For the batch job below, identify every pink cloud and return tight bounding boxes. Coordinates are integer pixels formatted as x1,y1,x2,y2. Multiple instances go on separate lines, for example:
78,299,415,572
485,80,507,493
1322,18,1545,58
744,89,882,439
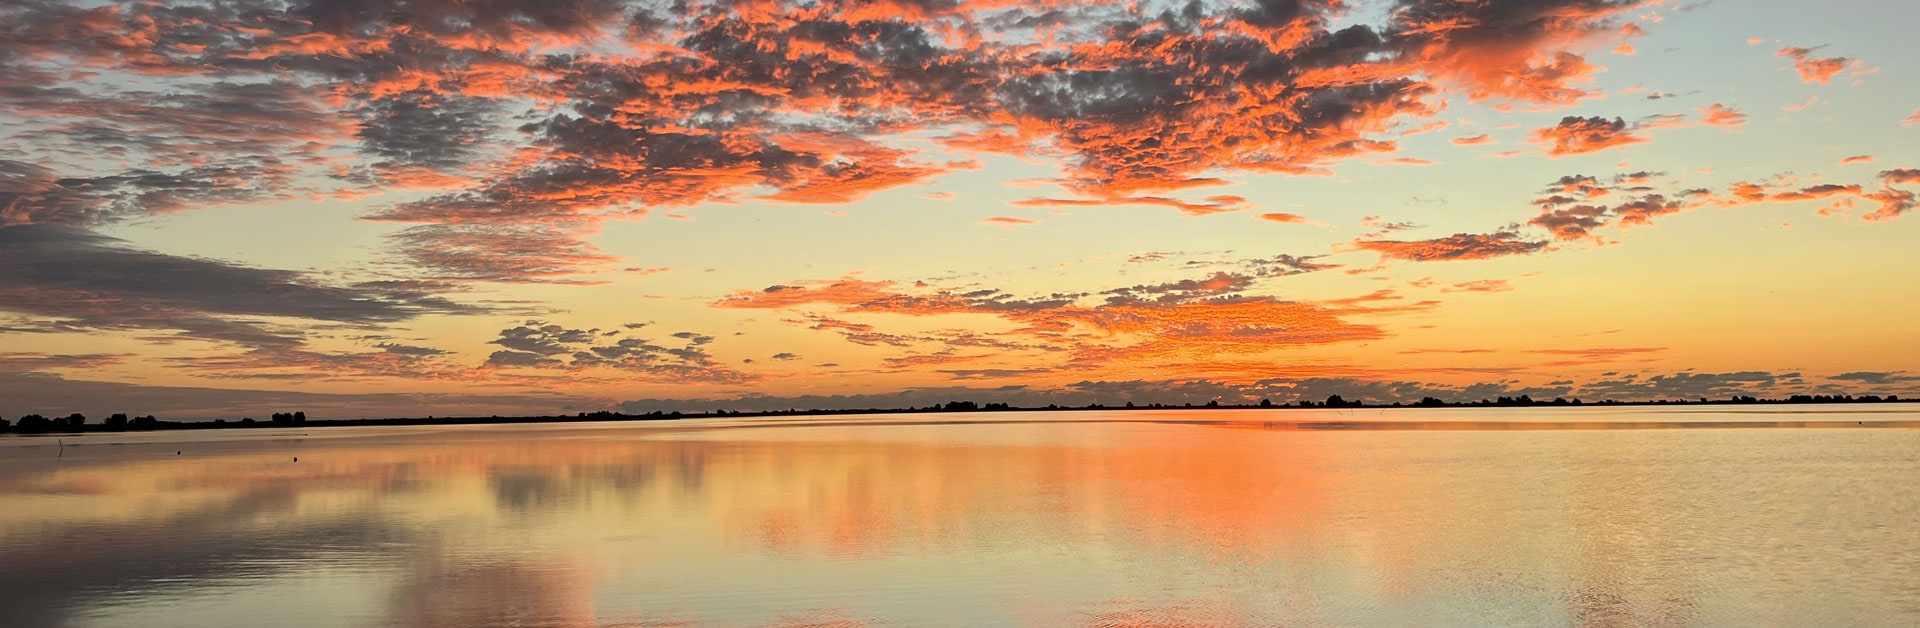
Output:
1776,46,1859,84
1440,279,1514,293
1697,104,1748,127
1350,231,1550,262
979,216,1038,228
1881,169,1920,185
1529,117,1648,157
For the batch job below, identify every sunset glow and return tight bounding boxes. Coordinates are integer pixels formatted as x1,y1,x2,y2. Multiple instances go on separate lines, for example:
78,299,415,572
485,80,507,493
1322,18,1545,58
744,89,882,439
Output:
3,0,1917,419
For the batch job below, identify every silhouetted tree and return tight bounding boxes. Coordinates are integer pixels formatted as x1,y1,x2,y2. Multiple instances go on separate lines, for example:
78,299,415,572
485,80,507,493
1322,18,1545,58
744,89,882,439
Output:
105,413,130,429
17,414,50,432
1259,398,1273,407
132,415,159,429
64,413,86,430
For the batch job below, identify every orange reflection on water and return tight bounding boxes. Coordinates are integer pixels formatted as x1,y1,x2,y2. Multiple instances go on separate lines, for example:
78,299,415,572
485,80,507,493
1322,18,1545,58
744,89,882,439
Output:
1,414,1917,626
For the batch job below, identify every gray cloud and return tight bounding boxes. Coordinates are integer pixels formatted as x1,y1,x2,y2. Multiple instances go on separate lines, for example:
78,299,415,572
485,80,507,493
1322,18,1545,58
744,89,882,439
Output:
1829,372,1920,385
0,226,483,348
1576,371,1788,400
376,343,451,356
1102,272,1257,306
355,91,502,172
483,320,756,384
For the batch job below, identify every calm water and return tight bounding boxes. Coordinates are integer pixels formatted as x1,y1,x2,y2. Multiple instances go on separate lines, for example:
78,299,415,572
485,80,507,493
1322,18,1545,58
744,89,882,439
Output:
2,407,1917,627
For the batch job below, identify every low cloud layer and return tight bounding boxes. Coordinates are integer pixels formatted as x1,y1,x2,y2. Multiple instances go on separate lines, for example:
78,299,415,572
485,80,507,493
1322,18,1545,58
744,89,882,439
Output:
619,369,1886,414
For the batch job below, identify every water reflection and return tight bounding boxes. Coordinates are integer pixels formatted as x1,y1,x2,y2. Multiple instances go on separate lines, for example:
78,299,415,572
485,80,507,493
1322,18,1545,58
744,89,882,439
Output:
384,559,598,628
0,412,1916,627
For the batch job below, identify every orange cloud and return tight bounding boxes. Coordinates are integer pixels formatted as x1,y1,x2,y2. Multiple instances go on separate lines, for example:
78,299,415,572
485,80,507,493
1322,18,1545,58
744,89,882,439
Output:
1452,134,1495,145
1529,203,1610,239
1400,120,1450,136
1697,104,1748,127
1905,108,1920,126
1771,184,1863,202
1529,116,1648,157
1388,0,1643,106
1728,181,1771,203
1861,188,1916,222
1257,213,1310,224
713,280,936,312
715,272,1418,378
1013,195,1250,217
1610,195,1691,227
1776,46,1858,84
1525,346,1665,366
1530,184,1697,240
1881,169,1920,185
979,216,1038,228
1350,231,1550,262
1440,279,1513,293
1840,155,1873,166
0,0,1701,257
883,352,989,369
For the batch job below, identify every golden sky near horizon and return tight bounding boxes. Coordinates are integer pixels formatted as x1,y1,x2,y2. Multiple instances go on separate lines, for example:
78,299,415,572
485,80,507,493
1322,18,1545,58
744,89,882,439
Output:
1,0,1918,418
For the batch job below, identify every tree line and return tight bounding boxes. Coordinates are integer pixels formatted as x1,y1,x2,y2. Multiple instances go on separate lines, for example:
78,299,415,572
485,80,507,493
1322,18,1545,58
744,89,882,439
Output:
1,411,308,433
2,393,1911,434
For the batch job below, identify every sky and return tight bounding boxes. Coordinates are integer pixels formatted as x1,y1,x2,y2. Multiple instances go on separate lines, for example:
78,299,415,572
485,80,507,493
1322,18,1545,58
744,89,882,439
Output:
2,0,1918,419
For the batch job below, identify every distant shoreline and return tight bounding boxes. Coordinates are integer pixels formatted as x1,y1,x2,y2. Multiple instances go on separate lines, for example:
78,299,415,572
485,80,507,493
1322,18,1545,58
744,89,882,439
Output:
2,395,1914,436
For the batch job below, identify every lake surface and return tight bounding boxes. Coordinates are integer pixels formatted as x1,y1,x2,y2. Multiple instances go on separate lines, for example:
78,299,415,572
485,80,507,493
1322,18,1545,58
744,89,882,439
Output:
3,406,1918,627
